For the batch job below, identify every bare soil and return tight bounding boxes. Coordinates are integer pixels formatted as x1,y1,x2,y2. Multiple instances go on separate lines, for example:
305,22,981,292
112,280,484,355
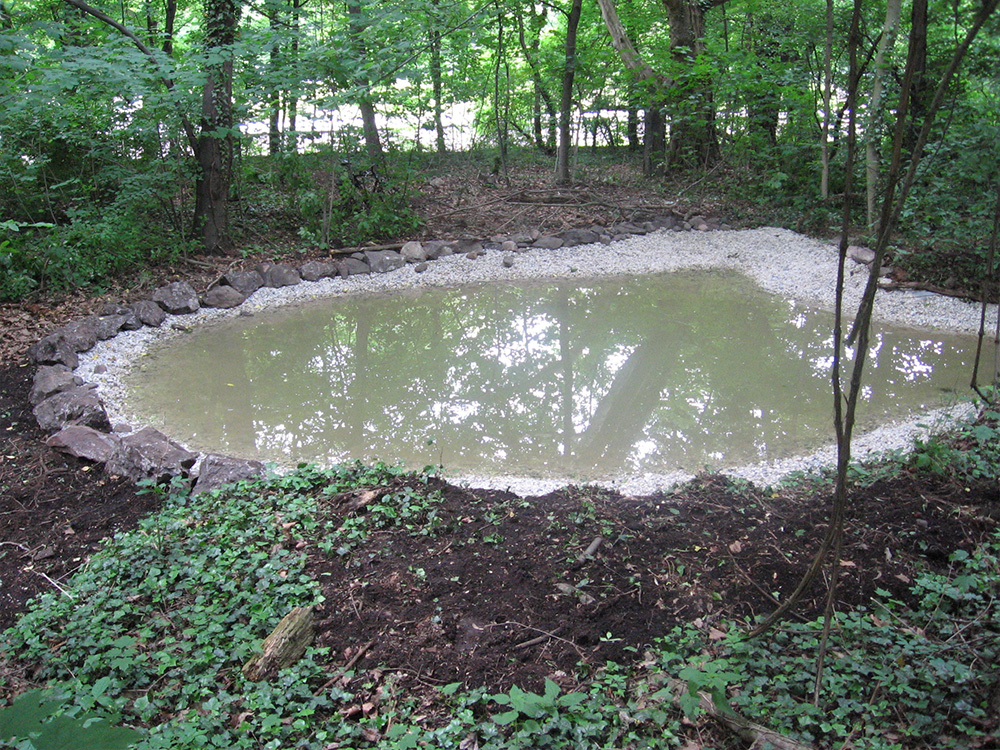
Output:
1,162,998,709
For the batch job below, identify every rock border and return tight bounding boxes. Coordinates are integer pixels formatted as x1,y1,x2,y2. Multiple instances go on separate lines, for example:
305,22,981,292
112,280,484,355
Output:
28,212,737,494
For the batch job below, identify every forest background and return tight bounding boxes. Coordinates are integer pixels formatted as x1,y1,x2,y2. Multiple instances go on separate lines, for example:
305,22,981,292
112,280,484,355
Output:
0,0,998,301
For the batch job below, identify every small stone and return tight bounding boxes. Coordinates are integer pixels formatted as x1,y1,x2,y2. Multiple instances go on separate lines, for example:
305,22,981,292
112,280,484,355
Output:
93,364,107,375
414,262,429,273
451,239,483,255
500,240,518,252
152,281,200,315
502,256,515,268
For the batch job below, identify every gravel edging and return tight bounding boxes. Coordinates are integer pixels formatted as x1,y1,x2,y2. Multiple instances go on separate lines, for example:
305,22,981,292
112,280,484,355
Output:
53,227,998,495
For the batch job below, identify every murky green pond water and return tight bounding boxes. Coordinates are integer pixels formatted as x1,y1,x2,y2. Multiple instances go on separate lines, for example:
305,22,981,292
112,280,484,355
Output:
124,270,981,479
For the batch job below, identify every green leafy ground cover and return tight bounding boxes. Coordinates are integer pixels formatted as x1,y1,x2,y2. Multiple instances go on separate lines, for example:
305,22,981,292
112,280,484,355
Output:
1,410,998,749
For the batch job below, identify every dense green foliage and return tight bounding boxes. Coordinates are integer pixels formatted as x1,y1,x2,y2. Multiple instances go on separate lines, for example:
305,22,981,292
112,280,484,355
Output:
0,0,997,299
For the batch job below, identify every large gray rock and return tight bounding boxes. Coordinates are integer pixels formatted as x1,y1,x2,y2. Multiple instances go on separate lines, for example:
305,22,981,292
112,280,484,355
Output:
59,317,101,352
98,304,143,332
33,386,110,433
105,426,198,483
30,365,82,406
258,262,302,288
95,313,138,340
560,228,600,246
193,454,266,496
202,285,246,309
532,235,564,249
615,222,647,235
152,281,200,315
222,270,265,296
46,425,120,463
364,250,405,274
848,245,876,264
28,334,79,368
400,241,427,263
449,239,483,255
338,257,370,276
131,299,167,328
299,260,338,282
423,240,449,259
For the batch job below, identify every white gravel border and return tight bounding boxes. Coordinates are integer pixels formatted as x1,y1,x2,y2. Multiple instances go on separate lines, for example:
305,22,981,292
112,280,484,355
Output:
76,228,996,496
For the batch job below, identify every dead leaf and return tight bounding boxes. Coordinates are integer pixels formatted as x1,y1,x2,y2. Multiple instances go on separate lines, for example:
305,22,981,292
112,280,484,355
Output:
708,627,726,641
728,540,743,554
839,560,857,567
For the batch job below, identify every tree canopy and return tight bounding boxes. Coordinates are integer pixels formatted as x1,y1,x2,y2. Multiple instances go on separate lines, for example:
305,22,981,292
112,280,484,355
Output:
0,0,997,298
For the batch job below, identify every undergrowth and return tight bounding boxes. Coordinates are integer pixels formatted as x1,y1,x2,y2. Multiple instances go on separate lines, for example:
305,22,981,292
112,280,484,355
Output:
1,436,998,748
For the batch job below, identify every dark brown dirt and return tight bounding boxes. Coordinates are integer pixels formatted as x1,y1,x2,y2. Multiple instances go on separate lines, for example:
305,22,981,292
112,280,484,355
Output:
304,471,999,695
1,164,998,701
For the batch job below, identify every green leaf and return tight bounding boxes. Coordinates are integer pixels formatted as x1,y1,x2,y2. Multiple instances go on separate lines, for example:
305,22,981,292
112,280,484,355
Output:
34,716,142,750
492,710,520,726
0,690,62,740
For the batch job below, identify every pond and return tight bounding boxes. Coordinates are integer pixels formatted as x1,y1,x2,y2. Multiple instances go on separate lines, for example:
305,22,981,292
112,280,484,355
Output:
123,269,980,480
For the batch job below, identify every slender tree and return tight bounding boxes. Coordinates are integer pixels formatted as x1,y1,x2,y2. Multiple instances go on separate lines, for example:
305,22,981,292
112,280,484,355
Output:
555,0,583,184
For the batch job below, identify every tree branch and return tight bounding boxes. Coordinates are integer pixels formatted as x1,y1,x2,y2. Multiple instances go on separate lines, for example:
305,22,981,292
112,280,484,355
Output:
61,0,199,153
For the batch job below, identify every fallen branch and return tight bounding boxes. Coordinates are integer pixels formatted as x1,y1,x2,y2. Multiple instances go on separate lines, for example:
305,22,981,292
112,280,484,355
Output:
668,678,815,750
879,280,978,301
314,639,375,695
243,606,314,682
513,625,564,650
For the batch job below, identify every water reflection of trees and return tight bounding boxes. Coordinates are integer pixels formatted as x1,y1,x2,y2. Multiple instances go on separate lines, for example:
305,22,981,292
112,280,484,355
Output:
129,272,976,478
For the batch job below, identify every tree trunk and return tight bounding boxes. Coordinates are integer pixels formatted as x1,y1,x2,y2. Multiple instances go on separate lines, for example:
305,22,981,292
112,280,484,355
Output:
662,0,719,168
556,0,582,184
820,0,833,199
191,0,239,253
594,0,669,173
429,2,446,154
348,0,384,166
517,7,556,154
267,1,282,156
865,0,902,230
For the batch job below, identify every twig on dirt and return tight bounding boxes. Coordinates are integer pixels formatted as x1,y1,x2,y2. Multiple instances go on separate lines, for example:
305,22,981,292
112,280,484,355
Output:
487,621,584,659
180,257,219,270
314,639,375,695
514,626,564,650
32,569,74,598
672,161,724,199
576,536,604,564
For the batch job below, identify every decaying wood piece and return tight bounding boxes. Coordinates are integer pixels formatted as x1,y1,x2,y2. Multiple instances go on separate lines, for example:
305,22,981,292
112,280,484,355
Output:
668,678,814,750
242,606,315,682
328,487,388,512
